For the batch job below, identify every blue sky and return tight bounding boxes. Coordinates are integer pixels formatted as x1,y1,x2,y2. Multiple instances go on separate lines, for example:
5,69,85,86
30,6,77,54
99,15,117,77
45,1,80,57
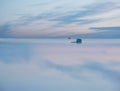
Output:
0,0,120,38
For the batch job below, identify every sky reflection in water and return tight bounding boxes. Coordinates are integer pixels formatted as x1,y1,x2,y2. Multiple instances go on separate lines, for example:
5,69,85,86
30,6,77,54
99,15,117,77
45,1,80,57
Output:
0,39,120,91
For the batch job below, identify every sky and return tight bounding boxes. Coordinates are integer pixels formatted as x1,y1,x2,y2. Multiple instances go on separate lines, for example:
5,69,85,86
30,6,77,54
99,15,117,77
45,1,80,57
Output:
0,0,120,38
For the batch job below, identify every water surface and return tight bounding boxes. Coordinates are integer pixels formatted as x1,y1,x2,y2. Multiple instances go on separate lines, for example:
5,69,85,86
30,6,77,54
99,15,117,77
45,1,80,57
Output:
0,39,120,91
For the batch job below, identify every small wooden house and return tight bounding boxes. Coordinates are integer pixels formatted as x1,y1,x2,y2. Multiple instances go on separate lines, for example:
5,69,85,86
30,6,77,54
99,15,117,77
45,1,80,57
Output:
76,39,82,43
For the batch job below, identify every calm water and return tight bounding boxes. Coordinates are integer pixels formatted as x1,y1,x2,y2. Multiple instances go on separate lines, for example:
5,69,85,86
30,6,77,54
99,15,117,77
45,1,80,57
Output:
0,39,120,91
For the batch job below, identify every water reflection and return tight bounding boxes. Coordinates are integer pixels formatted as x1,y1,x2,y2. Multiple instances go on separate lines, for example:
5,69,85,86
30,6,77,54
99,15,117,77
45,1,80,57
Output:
0,43,30,63
0,39,120,91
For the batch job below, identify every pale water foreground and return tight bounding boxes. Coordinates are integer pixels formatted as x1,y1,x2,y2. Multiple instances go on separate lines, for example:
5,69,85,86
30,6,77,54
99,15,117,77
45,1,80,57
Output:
0,39,120,91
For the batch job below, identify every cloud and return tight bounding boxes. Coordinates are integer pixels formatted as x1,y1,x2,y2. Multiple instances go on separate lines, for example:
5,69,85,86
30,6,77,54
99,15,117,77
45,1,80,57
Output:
14,1,120,26
70,26,120,38
49,2,119,24
0,23,12,37
89,26,120,38
90,26,120,31
0,1,120,38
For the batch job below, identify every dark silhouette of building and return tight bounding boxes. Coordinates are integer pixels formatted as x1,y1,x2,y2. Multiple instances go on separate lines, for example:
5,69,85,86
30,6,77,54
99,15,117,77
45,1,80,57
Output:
68,37,71,39
76,39,82,43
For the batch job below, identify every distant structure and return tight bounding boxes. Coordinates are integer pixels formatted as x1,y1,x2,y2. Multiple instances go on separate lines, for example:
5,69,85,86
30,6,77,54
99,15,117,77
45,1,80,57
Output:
76,38,82,43
71,38,82,44
68,37,71,39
